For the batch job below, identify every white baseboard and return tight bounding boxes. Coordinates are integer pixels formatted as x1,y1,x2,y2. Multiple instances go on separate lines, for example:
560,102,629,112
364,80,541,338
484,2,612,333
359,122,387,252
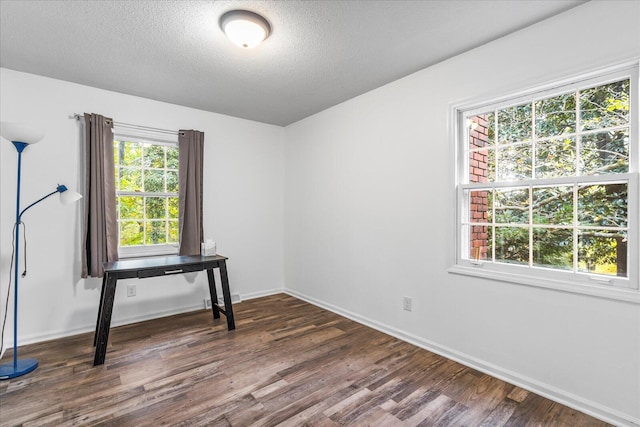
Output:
11,302,206,348
284,288,639,427
240,287,284,301
4,288,286,350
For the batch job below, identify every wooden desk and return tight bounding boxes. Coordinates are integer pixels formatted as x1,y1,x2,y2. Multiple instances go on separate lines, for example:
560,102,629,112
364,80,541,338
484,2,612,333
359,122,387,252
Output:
93,255,235,366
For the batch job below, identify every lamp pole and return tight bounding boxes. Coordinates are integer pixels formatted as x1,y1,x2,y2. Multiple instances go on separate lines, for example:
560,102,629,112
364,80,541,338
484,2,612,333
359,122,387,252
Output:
1,141,39,379
0,122,82,380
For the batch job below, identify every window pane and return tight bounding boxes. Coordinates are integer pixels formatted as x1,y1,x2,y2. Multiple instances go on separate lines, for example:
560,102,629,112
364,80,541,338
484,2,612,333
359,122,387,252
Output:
469,224,490,261
168,220,179,243
117,141,142,166
496,144,531,181
113,143,119,166
166,170,179,193
495,188,529,224
580,130,629,175
468,190,490,223
146,197,166,220
120,221,143,246
144,144,165,168
167,147,179,169
119,196,143,219
487,112,495,144
115,139,179,253
533,186,573,225
144,170,165,192
498,104,532,143
119,168,142,192
578,183,627,227
578,230,627,277
535,92,576,137
468,113,493,149
533,228,573,270
145,221,167,245
580,79,630,131
494,226,528,265
168,197,179,219
469,148,494,183
535,137,576,179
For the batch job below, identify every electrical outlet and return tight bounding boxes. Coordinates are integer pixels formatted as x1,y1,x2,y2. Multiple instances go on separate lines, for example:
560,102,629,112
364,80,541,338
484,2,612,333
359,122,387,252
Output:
204,298,212,309
403,296,412,312
127,284,136,297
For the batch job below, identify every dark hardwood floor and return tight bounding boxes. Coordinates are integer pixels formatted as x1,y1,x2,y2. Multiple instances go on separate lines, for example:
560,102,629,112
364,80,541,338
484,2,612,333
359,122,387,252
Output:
0,294,609,426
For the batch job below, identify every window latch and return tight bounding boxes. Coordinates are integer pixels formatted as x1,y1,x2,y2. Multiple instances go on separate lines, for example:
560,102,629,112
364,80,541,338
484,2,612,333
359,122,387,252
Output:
589,276,612,284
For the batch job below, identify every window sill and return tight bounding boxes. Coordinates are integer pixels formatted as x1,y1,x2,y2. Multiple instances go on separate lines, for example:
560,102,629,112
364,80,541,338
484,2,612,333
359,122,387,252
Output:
118,245,179,259
448,264,640,304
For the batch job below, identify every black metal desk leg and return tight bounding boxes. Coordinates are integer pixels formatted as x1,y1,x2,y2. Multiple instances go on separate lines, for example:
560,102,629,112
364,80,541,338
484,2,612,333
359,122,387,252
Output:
93,274,117,366
219,261,235,330
206,268,220,320
93,275,107,346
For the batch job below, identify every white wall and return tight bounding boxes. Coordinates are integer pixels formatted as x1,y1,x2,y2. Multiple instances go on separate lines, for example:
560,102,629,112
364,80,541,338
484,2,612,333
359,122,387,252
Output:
284,1,640,425
0,68,285,345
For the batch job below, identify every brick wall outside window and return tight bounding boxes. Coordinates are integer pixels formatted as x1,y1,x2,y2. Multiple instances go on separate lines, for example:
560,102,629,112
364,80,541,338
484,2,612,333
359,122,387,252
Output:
469,115,489,260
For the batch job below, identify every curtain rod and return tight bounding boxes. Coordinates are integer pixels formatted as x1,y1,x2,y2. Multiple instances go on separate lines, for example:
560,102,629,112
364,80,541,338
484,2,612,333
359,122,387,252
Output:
72,113,181,136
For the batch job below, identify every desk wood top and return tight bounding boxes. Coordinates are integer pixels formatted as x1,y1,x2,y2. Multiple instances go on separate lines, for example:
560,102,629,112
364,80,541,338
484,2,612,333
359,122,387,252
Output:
103,254,227,273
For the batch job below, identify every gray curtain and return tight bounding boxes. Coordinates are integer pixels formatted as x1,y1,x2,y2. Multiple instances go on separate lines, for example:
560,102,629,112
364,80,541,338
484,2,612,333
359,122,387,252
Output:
81,113,118,278
178,130,204,256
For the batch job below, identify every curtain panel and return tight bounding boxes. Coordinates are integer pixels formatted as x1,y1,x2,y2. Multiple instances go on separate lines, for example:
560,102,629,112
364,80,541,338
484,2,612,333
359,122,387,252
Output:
178,130,204,255
81,113,118,278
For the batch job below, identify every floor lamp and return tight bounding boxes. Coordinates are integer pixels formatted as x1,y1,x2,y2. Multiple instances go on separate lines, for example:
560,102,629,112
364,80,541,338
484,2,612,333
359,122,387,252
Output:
0,122,82,380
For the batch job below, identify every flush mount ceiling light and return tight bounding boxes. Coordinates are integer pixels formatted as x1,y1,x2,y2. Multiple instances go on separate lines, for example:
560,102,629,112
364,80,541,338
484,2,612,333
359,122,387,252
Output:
220,10,271,49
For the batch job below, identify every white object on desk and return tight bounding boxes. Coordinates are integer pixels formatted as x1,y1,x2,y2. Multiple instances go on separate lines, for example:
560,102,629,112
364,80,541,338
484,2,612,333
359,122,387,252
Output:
202,239,216,256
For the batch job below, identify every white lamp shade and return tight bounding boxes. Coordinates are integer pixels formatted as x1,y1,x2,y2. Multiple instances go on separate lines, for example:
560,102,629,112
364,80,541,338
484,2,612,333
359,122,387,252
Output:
60,189,83,205
0,122,45,144
220,10,271,48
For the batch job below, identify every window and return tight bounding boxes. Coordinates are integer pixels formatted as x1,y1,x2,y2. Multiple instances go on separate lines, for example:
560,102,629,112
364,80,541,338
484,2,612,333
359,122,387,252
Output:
114,134,179,258
452,65,638,300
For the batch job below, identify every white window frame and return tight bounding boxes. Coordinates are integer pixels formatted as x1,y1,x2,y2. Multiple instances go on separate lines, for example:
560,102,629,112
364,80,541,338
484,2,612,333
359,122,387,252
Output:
114,129,179,259
449,62,640,304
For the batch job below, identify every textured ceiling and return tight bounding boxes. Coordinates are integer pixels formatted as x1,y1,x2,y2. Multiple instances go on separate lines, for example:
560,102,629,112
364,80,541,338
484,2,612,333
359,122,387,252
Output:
0,0,585,126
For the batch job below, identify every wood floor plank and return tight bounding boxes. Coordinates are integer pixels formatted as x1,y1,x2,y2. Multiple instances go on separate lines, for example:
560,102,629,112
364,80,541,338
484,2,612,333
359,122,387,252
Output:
406,394,455,426
479,399,520,427
0,294,611,426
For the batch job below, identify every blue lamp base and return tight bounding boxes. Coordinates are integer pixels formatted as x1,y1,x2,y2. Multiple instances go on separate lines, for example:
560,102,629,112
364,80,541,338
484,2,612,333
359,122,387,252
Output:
0,358,38,380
